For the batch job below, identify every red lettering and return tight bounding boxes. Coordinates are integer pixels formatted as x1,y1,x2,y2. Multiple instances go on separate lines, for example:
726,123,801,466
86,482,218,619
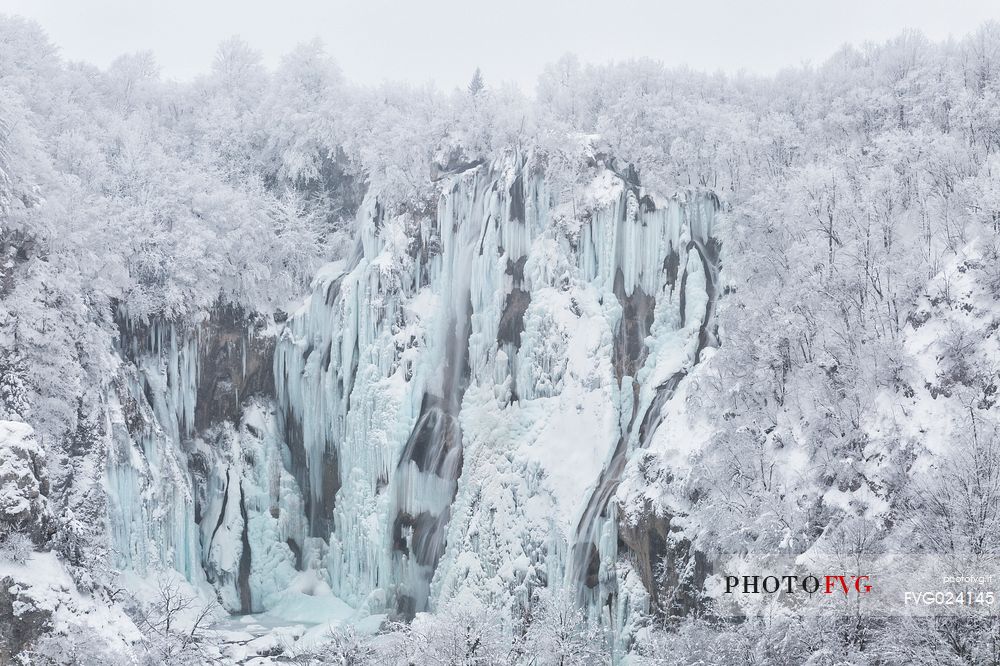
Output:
824,575,851,594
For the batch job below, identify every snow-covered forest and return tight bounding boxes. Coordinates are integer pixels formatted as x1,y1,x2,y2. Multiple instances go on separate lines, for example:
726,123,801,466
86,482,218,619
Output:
2,12,1000,664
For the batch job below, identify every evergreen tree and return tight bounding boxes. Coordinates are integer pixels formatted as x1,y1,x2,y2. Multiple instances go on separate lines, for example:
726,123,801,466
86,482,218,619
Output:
468,66,485,96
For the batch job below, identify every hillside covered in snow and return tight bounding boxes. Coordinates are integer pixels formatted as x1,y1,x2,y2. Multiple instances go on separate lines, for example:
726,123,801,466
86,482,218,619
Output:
2,15,1000,665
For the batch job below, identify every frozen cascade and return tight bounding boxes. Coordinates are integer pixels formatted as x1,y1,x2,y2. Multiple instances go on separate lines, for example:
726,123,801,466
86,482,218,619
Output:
390,163,505,618
105,317,204,583
570,193,720,625
273,153,721,625
272,153,552,614
105,309,307,614
273,198,424,608
101,153,721,630
194,405,308,614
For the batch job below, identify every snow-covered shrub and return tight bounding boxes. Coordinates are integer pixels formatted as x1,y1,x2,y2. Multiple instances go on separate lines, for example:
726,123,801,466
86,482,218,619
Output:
384,601,514,665
981,235,1000,296
937,322,981,389
906,416,1000,556
124,576,222,665
0,528,31,564
522,588,610,665
288,625,381,665
50,506,114,592
19,622,134,666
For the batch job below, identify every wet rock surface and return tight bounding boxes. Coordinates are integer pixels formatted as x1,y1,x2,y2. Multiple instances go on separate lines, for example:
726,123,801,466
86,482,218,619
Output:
194,305,275,431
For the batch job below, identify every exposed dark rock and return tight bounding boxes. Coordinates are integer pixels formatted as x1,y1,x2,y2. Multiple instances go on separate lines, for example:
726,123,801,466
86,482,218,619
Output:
372,200,385,233
618,505,710,619
392,510,450,568
286,538,302,570
498,256,531,348
401,400,463,477
391,513,410,555
611,268,656,384
617,502,670,609
679,238,722,360
430,150,485,182
907,309,931,328
281,409,340,539
237,483,253,614
115,376,145,437
194,305,275,432
571,372,686,601
505,255,527,282
637,373,687,447
509,173,526,223
114,303,276,433
394,594,417,621
324,278,342,306
321,447,341,522
498,288,531,347
663,250,680,293
596,155,642,190
208,468,231,549
0,577,52,663
583,543,601,589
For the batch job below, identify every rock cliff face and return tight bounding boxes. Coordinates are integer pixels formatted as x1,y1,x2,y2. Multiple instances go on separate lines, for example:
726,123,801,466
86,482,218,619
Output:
0,576,52,663
0,421,52,546
103,153,721,635
0,423,55,662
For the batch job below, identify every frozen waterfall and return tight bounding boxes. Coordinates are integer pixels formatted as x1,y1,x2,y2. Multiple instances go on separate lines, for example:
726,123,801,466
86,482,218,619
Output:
103,153,722,630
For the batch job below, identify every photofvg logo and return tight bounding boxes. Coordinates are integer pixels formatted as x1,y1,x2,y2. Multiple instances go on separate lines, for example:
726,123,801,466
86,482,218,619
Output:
724,574,872,596
712,555,1000,617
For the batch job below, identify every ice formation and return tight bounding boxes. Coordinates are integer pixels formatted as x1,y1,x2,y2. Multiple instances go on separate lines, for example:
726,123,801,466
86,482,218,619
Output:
101,152,720,633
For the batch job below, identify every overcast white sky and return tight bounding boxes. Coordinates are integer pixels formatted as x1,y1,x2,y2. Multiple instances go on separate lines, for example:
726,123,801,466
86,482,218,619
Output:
1,1,998,92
